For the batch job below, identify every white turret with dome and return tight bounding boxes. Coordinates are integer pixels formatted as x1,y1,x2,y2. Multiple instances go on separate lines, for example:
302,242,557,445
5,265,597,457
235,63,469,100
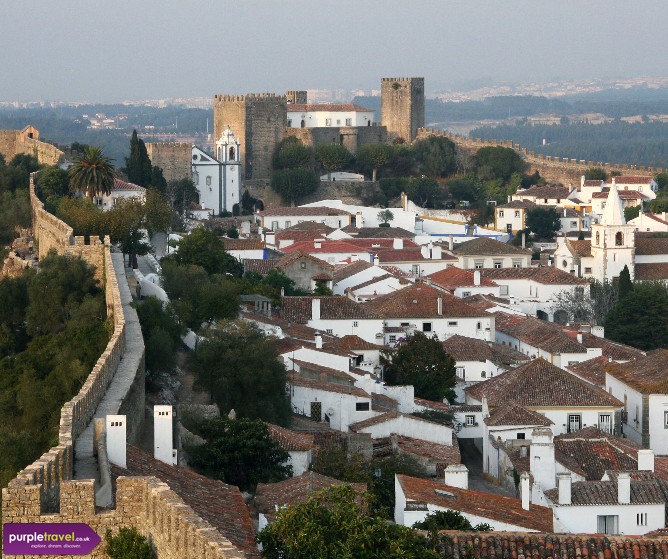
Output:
216,126,241,164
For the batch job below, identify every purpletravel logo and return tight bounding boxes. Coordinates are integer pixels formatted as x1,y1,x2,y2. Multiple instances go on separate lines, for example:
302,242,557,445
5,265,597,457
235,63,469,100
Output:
3,523,101,555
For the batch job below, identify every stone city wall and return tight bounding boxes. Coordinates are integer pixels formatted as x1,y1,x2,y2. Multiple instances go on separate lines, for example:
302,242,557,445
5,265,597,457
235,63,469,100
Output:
286,124,386,154
145,142,192,183
0,129,63,166
417,128,657,186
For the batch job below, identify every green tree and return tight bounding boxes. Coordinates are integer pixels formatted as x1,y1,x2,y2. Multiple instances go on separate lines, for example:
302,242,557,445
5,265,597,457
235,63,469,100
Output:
149,165,167,193
166,178,199,223
655,173,668,192
257,485,440,559
384,332,456,401
525,207,562,239
226,227,239,239
143,189,173,236
585,167,608,181
68,146,116,199
356,143,393,181
624,205,641,222
605,282,668,350
36,166,70,200
377,209,394,225
106,197,150,269
447,176,483,203
271,168,318,204
186,417,291,491
55,197,105,238
315,144,352,180
473,146,524,182
271,137,312,170
105,527,154,559
412,510,492,531
618,265,633,300
125,130,153,187
168,227,240,276
0,190,31,249
188,320,291,424
413,136,456,178
406,176,442,208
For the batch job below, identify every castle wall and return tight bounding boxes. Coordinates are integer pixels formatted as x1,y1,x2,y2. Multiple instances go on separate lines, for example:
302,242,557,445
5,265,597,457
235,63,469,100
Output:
214,94,286,180
381,77,425,143
416,128,657,186
286,125,386,154
0,129,63,166
145,142,192,183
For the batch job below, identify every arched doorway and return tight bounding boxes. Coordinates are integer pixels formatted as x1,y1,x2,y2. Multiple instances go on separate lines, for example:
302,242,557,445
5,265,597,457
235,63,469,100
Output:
536,310,549,321
232,203,240,216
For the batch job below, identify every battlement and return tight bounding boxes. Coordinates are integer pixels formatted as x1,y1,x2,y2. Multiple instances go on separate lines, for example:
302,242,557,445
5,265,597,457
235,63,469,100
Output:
214,92,286,102
381,77,422,82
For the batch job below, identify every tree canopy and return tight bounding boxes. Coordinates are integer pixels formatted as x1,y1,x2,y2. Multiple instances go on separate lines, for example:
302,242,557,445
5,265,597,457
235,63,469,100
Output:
167,227,242,276
186,417,291,491
315,144,352,179
270,167,319,204
68,146,116,199
188,320,291,424
384,332,456,402
413,136,457,178
585,167,608,181
412,510,492,532
473,146,524,182
105,527,154,559
125,130,153,187
257,485,440,559
271,137,312,170
356,143,394,181
525,207,562,240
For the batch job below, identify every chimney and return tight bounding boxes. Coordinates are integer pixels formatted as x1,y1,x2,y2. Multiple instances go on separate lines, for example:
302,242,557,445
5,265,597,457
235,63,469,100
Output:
106,415,127,468
638,449,655,472
576,333,583,343
448,235,454,251
563,208,567,217
437,296,443,315
241,221,251,236
356,211,364,228
522,232,526,249
617,472,631,504
314,240,322,249
481,395,489,419
373,254,379,266
280,287,285,298
507,195,511,203
314,331,323,349
557,473,572,505
520,472,531,510
393,238,404,250
444,464,468,490
474,270,481,286
530,427,556,491
312,298,321,320
154,405,176,466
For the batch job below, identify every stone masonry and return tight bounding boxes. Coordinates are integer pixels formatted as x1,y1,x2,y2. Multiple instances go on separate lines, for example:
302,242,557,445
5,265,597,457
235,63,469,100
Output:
0,127,63,166
145,142,192,183
381,77,425,143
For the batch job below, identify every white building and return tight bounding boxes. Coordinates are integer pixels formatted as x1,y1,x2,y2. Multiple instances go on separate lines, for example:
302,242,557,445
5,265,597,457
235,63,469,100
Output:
629,211,668,233
94,178,146,211
449,237,533,269
286,103,375,128
257,207,353,231
191,127,241,216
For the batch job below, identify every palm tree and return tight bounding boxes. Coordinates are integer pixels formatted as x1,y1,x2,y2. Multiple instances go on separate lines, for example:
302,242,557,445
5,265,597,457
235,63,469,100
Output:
68,146,116,199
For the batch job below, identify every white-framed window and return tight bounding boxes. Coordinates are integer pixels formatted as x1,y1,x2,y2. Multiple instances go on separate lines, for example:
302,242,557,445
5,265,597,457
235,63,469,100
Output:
285,221,291,228
447,321,458,327
345,118,352,126
353,321,358,327
336,119,341,125
500,285,509,295
599,414,612,434
456,367,465,379
494,261,502,269
474,261,483,269
389,335,397,343
585,267,592,274
465,415,475,426
422,322,432,332
498,210,504,218
597,515,619,535
412,264,420,276
326,329,333,334
287,119,292,127
271,221,279,231
325,118,332,126
664,411,668,428
515,210,520,217
356,402,370,411
512,260,521,268
637,513,648,526
568,414,581,433
462,291,471,297
206,175,212,186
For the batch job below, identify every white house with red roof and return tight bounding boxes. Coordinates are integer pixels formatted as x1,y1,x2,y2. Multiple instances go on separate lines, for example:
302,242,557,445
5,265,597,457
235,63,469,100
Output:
94,178,146,211
286,103,376,128
257,206,353,231
426,268,501,298
629,211,668,233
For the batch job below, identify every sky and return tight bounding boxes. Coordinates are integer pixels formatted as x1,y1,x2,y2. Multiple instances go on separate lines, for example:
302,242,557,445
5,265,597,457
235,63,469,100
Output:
2,1,668,102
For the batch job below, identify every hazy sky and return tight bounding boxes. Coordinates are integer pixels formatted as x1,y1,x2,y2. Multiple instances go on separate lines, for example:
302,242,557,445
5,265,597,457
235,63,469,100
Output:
3,1,668,102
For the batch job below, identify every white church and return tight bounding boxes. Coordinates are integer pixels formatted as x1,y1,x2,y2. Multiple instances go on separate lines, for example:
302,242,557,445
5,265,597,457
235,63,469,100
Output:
191,126,242,216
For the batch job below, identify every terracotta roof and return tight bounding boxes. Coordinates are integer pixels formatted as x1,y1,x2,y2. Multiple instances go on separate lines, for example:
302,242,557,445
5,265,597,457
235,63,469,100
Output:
397,474,554,532
452,237,532,256
414,397,452,412
635,262,668,280
606,350,668,394
553,428,640,481
260,206,352,217
275,250,334,270
375,248,431,262
266,423,315,452
289,359,356,383
243,258,277,275
281,239,372,255
565,356,612,386
348,411,401,432
277,221,334,233
515,186,572,200
275,229,333,243
449,404,483,413
545,478,667,506
592,190,648,200
584,179,605,187
347,273,396,293
288,372,370,398
394,435,461,467
466,358,623,409
485,403,553,427
380,264,414,277
634,233,668,256
254,471,366,521
578,333,644,362
494,314,587,354
441,533,668,559
643,212,668,226
312,272,333,281
112,178,145,192
565,239,592,257
281,295,380,323
332,260,374,281
330,334,384,351
426,267,498,289
223,238,265,250
498,199,537,209
342,226,414,239
481,267,589,285
112,446,258,558
287,103,374,113
366,283,488,319
613,176,655,185
441,334,527,367
344,238,419,250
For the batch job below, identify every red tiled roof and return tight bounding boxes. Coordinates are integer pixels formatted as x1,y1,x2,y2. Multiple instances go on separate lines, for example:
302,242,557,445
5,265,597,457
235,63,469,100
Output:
643,212,668,225
260,206,352,217
498,199,537,209
366,283,488,319
414,397,451,412
289,359,356,383
394,435,461,467
515,186,571,200
275,250,334,270
565,356,612,386
223,238,265,250
481,267,589,285
452,237,532,256
275,229,333,243
584,179,605,187
426,267,498,289
578,333,644,362
441,334,527,366
485,403,553,427
613,176,655,185
277,221,334,233
348,411,400,431
375,248,430,262
565,239,591,257
281,296,380,323
495,313,587,354
112,178,145,192
592,190,648,200
344,238,419,250
606,350,668,394
281,240,372,255
342,226,415,239
634,233,668,256
545,478,667,506
267,423,315,451
635,262,668,280
466,358,623,409
332,260,373,281
397,474,554,532
243,258,277,275
287,103,374,113
332,334,384,351
288,372,370,398
111,446,258,558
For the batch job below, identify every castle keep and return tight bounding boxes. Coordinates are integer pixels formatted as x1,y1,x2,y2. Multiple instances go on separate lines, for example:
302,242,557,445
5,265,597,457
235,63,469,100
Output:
381,77,425,143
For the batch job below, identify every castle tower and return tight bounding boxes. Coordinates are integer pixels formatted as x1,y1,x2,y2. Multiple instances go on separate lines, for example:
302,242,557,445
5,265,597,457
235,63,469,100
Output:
591,178,636,281
285,90,307,104
213,93,287,180
381,77,425,143
215,126,242,214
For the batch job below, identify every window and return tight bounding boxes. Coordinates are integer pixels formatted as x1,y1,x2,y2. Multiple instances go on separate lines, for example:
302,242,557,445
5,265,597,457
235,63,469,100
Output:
575,286,584,297
206,176,212,186
615,232,624,246
336,119,341,125
571,221,577,228
599,414,612,434
637,513,648,526
498,210,504,218
300,262,306,269
462,291,471,297
562,259,568,268
422,322,432,332
412,264,420,276
585,267,592,274
517,432,526,440
345,118,352,126
389,335,397,343
474,261,483,269
480,371,486,378
287,119,292,127
500,285,509,295
512,260,521,268
271,221,279,231
477,322,482,330
285,221,291,228
465,415,475,426
597,515,619,535
356,402,370,411
325,118,332,126
353,321,358,327
326,329,333,334
664,411,668,428
494,261,502,269
568,414,581,433
515,211,520,218
456,367,465,379
447,321,458,327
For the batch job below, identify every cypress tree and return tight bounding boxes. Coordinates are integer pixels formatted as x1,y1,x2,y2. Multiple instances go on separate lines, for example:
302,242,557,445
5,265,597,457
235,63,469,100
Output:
618,264,633,299
125,130,153,187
